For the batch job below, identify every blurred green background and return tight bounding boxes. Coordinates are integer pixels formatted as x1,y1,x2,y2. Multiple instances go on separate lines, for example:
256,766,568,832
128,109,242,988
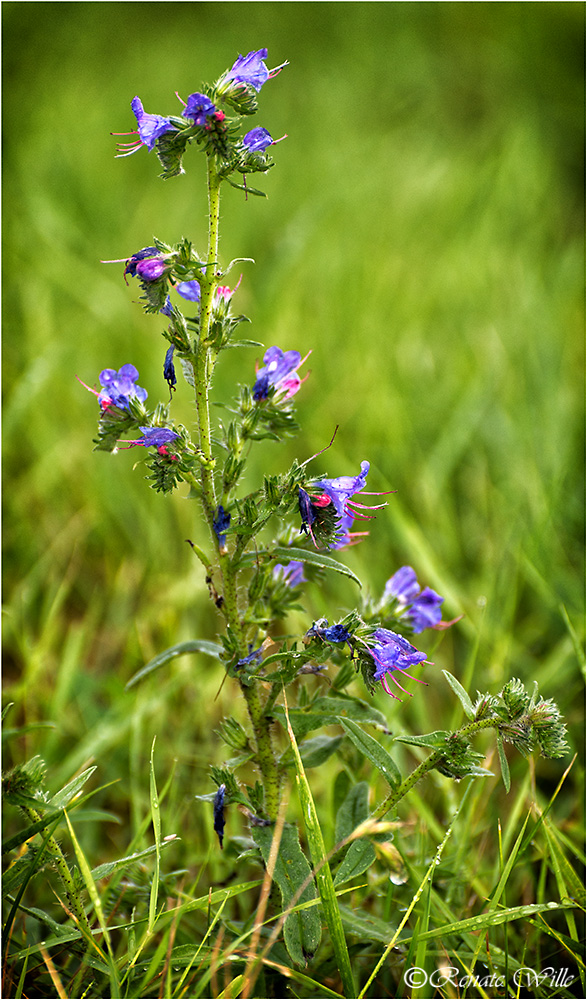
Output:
3,2,585,821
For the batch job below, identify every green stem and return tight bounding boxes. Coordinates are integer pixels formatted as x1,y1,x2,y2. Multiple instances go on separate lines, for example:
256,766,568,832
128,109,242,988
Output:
193,155,281,820
22,805,94,938
372,717,498,820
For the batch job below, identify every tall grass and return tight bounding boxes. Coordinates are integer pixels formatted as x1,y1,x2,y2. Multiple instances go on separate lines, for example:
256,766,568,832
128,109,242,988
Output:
3,3,585,997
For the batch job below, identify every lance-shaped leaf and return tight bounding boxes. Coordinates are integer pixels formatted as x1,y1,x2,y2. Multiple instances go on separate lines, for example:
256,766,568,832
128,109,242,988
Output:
251,823,321,966
126,639,223,689
340,718,401,789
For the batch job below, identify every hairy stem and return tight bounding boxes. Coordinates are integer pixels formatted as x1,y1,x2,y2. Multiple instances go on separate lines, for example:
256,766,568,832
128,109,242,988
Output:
194,154,281,819
22,805,94,938
372,717,498,820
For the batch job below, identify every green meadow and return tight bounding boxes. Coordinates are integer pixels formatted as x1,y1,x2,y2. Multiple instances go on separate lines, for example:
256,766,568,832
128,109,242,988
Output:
3,3,585,997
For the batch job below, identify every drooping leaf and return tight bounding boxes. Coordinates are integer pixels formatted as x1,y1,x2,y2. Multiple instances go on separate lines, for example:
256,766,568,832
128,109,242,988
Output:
271,546,362,587
126,639,223,689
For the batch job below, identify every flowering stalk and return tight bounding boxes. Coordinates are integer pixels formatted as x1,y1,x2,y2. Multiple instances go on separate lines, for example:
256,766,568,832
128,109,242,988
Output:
192,149,281,818
79,52,569,976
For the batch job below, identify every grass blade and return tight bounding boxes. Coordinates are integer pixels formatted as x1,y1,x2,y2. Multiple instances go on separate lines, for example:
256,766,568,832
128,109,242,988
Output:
283,699,357,998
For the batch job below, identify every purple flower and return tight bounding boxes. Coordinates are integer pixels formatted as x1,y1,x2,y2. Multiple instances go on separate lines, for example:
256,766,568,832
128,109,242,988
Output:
273,560,306,587
384,566,421,605
97,364,148,411
164,345,176,390
227,49,270,91
131,427,180,448
213,505,231,551
176,280,201,302
369,628,427,699
244,127,274,153
315,461,389,549
114,97,177,157
384,566,445,633
136,258,168,282
183,92,217,125
123,247,161,280
253,346,310,402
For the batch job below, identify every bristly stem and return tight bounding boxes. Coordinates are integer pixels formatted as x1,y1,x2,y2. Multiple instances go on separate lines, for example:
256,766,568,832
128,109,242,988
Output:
371,717,498,820
194,153,281,819
21,804,94,939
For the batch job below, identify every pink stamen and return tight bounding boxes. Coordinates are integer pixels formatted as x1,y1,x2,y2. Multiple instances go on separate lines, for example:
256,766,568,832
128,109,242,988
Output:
357,489,398,496
381,676,401,700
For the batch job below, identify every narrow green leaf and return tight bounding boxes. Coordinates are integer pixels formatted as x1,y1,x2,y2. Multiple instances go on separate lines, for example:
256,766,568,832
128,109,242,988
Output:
2,810,64,854
271,546,362,587
90,838,179,882
442,670,475,719
395,731,449,748
340,718,401,788
284,704,357,997
251,823,322,966
125,639,223,689
148,737,161,933
49,766,97,809
63,811,120,992
496,732,511,793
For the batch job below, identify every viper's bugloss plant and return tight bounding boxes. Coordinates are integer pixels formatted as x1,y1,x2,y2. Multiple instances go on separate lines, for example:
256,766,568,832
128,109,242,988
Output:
41,45,571,991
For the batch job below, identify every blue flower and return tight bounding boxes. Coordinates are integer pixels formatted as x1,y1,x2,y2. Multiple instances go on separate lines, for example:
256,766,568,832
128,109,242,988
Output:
227,49,270,91
305,619,353,647
369,628,427,699
176,280,201,302
160,295,174,317
213,784,226,849
132,427,180,448
244,126,274,153
213,505,231,551
383,566,445,633
235,645,263,670
273,560,306,587
183,92,218,125
253,346,310,401
98,364,148,410
164,345,176,390
114,97,177,157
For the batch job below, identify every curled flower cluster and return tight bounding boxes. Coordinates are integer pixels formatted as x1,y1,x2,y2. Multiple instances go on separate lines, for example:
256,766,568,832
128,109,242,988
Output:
113,48,286,165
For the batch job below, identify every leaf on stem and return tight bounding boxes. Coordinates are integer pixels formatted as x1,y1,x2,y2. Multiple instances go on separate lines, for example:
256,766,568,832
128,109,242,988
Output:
125,639,223,689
